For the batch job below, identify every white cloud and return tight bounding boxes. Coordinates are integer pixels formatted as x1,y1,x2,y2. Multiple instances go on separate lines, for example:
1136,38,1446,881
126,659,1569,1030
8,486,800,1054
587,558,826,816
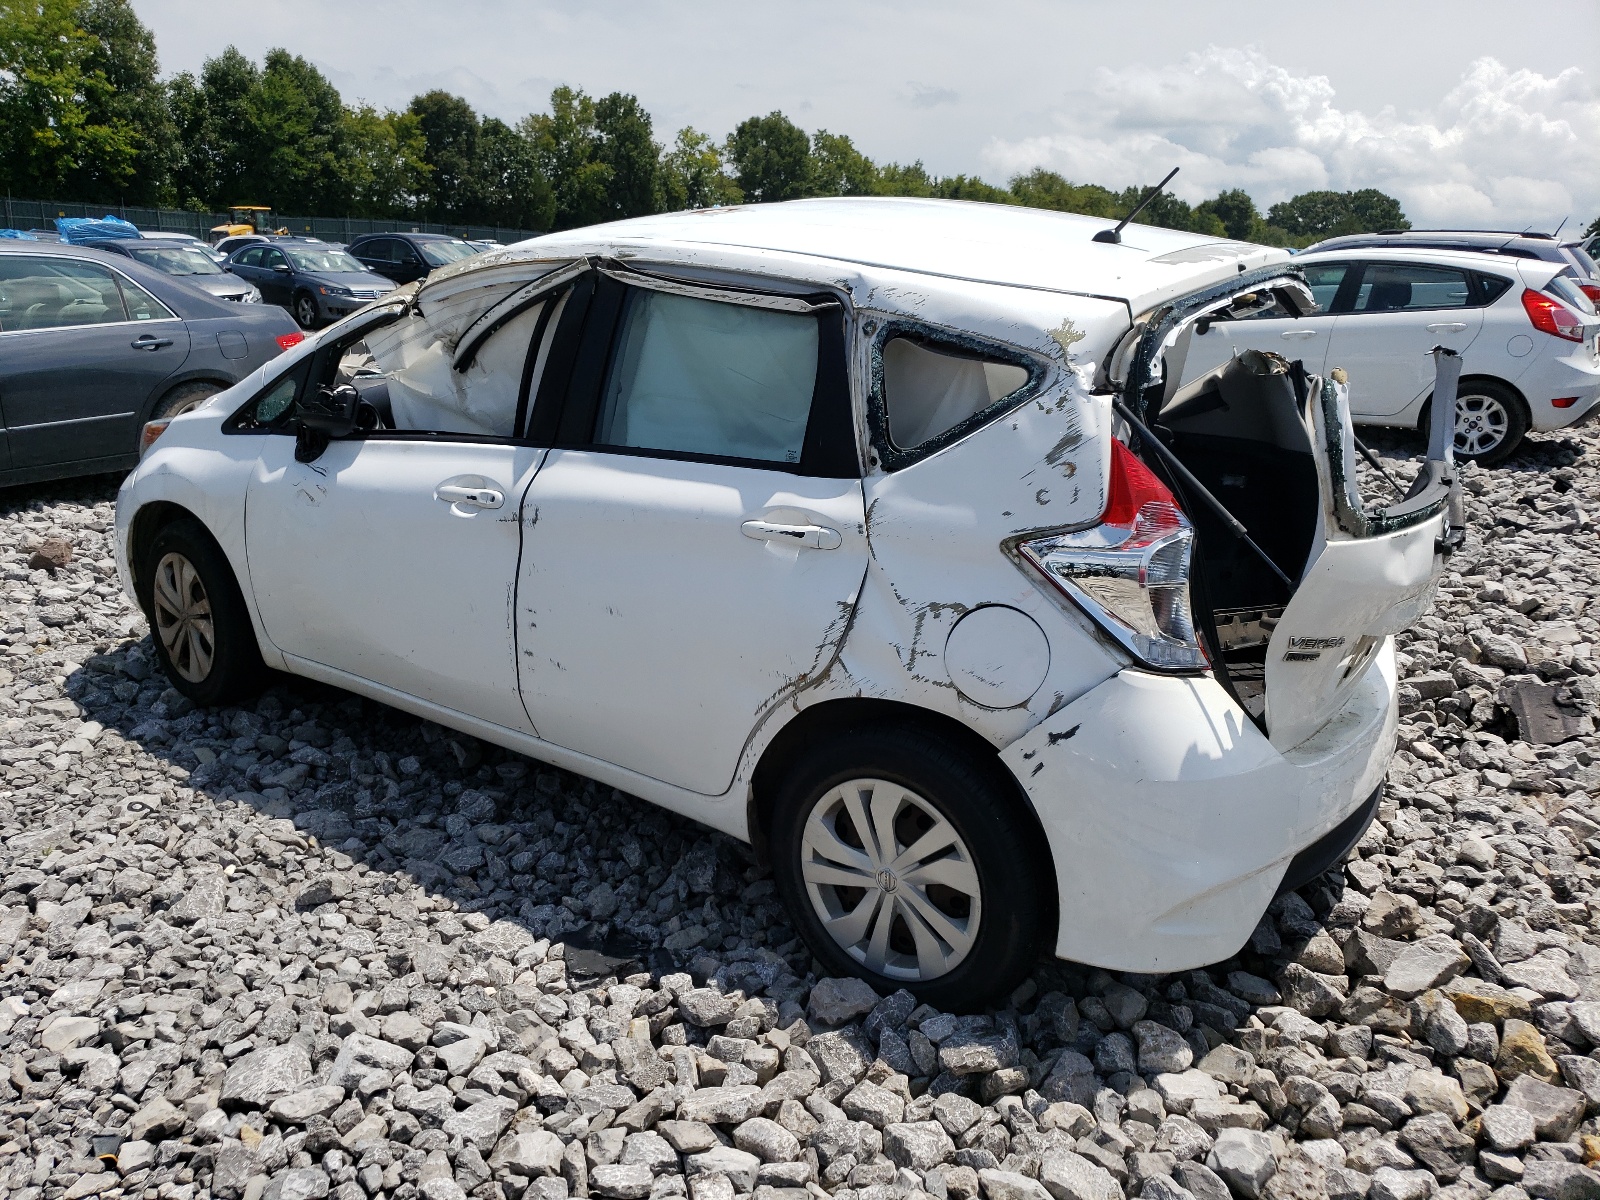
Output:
983,48,1600,229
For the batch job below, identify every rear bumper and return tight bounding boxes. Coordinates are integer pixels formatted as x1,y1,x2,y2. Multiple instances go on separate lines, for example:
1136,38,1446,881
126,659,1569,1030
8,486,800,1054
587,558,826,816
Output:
999,640,1396,972
1526,346,1600,431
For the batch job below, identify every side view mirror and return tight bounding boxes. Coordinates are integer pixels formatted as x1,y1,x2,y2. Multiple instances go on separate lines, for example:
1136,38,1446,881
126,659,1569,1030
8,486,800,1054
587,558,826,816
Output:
272,263,290,273
295,383,371,462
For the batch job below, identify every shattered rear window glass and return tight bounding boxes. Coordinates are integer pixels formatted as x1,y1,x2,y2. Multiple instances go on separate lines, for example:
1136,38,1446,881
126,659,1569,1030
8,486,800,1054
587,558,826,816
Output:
883,337,1028,449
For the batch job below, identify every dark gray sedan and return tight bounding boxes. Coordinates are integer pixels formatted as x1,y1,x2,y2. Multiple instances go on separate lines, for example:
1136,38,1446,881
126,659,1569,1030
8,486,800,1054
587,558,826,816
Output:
0,240,304,487
225,239,395,329
78,238,262,304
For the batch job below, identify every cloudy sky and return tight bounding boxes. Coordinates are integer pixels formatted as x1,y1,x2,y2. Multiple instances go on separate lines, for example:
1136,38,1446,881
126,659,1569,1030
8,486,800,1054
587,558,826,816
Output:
133,0,1600,230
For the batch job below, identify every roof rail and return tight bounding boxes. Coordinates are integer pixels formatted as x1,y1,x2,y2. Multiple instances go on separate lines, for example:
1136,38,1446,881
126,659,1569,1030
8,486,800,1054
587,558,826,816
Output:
1382,228,1555,241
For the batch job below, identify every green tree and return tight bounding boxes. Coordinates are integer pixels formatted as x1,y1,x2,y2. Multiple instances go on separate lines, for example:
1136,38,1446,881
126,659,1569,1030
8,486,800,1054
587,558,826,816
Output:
593,92,659,220
1266,188,1408,239
523,86,612,229
874,161,934,197
0,0,143,199
339,104,430,218
1008,169,1119,218
725,111,810,203
408,89,483,222
659,126,741,210
809,130,876,197
166,47,261,210
477,117,553,229
249,49,344,214
68,0,173,204
932,174,1015,204
1196,188,1257,241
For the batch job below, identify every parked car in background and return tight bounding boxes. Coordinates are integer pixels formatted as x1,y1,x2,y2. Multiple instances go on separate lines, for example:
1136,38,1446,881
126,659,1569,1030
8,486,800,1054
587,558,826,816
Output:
1181,246,1600,463
214,233,277,258
116,198,1457,1005
226,238,396,328
140,231,230,266
1307,229,1600,301
0,240,303,486
465,238,505,253
347,231,480,284
79,238,262,304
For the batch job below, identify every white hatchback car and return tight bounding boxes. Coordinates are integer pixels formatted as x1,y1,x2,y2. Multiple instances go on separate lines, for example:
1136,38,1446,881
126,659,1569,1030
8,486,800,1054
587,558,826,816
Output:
116,199,1458,1007
1182,245,1600,464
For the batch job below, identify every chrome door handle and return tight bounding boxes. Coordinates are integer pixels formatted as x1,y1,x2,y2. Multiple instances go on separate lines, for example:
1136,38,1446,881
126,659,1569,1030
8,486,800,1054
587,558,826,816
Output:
1280,330,1319,339
436,484,504,509
1426,322,1468,332
741,520,842,550
131,335,174,350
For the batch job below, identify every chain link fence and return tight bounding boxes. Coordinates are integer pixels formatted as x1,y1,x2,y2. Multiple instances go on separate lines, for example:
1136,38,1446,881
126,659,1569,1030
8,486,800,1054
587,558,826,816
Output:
2,196,543,245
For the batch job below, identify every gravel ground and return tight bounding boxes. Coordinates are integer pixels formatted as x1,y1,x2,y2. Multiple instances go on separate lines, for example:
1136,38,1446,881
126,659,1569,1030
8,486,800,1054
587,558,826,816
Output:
2,427,1599,1200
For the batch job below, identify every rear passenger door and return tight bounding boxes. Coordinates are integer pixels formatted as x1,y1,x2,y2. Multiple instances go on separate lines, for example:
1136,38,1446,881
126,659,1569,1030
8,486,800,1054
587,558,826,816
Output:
514,271,868,795
1323,261,1484,418
0,254,189,472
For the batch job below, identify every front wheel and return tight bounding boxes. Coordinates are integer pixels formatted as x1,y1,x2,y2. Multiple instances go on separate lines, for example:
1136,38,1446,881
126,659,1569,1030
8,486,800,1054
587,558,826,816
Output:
138,517,264,706
293,291,320,329
768,724,1052,1011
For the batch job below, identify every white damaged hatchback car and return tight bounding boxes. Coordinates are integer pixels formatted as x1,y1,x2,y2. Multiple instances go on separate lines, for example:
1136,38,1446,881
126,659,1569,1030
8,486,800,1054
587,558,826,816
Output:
117,198,1462,1008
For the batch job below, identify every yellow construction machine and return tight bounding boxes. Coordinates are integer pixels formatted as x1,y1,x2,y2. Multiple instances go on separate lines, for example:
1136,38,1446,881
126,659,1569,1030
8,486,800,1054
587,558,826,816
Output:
207,206,288,243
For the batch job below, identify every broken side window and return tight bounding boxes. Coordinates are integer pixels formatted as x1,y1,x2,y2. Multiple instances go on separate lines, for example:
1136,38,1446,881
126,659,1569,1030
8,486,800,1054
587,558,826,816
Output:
882,336,1029,450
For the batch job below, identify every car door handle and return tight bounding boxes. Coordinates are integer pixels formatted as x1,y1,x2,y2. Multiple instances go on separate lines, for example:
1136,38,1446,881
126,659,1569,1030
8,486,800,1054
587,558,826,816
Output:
436,484,504,509
741,520,842,550
1280,330,1319,339
1426,322,1468,333
131,334,174,351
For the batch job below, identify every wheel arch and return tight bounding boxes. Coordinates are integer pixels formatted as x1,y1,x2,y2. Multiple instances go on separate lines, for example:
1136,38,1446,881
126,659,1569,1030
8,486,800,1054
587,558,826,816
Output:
126,500,204,605
746,696,1060,935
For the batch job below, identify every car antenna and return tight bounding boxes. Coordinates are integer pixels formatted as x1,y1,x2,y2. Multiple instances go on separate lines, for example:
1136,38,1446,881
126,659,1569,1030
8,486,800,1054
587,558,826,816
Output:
1551,215,1568,238
1093,167,1180,244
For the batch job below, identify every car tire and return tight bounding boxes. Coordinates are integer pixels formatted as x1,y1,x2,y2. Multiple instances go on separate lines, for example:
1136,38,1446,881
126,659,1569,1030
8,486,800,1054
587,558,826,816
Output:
768,723,1051,1011
1427,380,1527,465
153,380,223,422
293,291,320,330
137,517,264,706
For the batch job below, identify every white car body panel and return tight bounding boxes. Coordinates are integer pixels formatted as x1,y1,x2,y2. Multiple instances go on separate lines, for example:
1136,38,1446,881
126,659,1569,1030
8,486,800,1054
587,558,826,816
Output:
116,199,1455,975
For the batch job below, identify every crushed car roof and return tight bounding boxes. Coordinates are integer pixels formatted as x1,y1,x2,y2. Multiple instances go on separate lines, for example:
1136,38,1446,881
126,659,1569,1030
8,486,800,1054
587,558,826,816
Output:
482,197,1293,313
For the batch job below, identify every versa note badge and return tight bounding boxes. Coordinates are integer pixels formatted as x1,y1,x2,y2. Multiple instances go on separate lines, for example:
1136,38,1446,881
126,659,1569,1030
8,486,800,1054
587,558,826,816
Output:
1284,634,1347,662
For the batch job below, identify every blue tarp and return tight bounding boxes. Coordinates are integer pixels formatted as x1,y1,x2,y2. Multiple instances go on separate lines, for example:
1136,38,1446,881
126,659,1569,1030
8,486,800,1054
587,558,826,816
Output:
55,215,142,243
0,229,35,239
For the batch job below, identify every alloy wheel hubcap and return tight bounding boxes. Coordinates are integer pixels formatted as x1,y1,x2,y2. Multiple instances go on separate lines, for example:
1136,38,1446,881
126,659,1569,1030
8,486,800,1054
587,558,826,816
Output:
152,551,214,684
297,299,316,325
1454,394,1508,457
800,778,981,981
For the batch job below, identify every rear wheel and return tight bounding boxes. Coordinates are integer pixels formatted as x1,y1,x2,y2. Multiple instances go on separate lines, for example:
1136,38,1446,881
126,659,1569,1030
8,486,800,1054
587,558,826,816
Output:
1444,381,1526,465
769,724,1051,1011
153,380,223,421
138,517,264,706
293,291,320,330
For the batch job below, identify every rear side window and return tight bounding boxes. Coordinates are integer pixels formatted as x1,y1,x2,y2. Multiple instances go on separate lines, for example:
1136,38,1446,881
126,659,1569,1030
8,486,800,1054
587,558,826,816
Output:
1476,272,1514,305
882,336,1029,449
117,275,175,321
596,289,820,465
1352,263,1470,312
360,239,394,262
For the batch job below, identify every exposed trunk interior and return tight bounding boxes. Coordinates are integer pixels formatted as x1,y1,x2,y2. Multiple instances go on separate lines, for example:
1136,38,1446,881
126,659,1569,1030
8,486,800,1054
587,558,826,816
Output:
1153,350,1322,718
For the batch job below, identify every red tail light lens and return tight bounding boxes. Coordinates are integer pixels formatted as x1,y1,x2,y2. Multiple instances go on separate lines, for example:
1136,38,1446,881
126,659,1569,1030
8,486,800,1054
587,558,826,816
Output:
275,332,306,351
1522,288,1585,342
1552,397,1579,409
1018,440,1204,671
1580,283,1600,307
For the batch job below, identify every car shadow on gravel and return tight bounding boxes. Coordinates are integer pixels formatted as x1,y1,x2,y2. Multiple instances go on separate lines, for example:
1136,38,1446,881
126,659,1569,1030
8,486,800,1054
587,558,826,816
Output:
62,635,1355,1020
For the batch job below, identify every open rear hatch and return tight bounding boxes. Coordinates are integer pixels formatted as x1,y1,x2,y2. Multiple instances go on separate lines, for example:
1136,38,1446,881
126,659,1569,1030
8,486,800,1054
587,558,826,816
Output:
1117,265,1465,750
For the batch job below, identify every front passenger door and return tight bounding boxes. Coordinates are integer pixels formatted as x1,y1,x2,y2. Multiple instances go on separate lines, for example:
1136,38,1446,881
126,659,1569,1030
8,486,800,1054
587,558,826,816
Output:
515,274,869,796
257,247,294,306
1323,261,1484,418
1180,261,1351,384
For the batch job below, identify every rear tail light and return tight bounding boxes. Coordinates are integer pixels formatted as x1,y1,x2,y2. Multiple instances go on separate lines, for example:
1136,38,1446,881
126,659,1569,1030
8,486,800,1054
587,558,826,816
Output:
1552,397,1579,409
1018,439,1205,671
1522,288,1585,342
1580,282,1600,307
275,332,306,351
139,419,171,457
